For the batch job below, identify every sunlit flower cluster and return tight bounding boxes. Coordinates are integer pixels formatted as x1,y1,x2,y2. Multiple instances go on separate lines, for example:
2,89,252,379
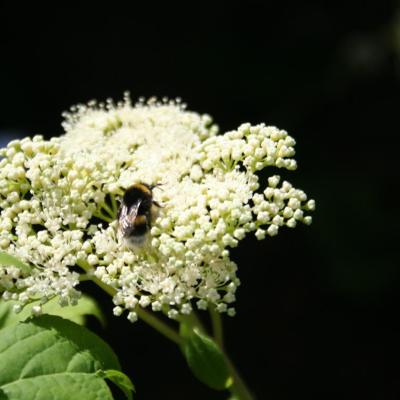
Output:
0,94,314,320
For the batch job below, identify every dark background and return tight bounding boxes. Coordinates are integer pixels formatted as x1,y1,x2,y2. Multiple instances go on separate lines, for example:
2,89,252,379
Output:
1,2,399,399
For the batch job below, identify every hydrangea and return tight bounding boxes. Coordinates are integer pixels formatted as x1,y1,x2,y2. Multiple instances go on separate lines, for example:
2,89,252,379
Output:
0,94,315,320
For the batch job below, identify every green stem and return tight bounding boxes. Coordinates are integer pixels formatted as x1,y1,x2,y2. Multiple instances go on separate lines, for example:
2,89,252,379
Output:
177,310,206,334
78,274,91,282
209,305,224,349
93,211,113,223
101,202,116,218
225,356,254,400
110,194,118,215
136,308,182,346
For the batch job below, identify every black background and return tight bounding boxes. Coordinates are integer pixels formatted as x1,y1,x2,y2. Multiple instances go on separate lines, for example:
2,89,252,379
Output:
1,2,399,399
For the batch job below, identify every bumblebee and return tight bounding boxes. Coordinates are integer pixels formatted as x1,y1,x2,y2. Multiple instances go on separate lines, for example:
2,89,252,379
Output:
117,182,161,247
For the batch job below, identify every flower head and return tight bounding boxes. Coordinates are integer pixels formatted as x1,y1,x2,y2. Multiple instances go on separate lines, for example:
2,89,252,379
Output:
0,94,314,319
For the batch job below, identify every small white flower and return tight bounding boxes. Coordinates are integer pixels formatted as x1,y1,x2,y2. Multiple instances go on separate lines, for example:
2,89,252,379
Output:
306,199,316,211
127,311,138,323
267,224,279,236
255,229,266,240
87,254,99,266
113,306,123,316
32,305,42,316
227,308,236,317
287,218,297,228
303,216,313,225
13,303,22,314
168,309,179,319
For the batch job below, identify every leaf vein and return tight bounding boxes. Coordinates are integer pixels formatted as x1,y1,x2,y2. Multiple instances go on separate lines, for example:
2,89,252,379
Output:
0,330,50,356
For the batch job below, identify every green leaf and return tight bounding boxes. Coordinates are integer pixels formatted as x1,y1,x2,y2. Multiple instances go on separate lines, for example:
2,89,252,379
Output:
98,370,135,400
0,295,106,329
181,324,232,390
0,251,31,274
0,314,125,400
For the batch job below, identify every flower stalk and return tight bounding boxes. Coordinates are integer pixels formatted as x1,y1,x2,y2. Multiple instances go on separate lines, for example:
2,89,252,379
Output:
209,305,224,349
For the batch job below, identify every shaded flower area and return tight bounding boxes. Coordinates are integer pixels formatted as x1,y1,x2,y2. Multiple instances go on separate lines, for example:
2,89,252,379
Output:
0,94,314,321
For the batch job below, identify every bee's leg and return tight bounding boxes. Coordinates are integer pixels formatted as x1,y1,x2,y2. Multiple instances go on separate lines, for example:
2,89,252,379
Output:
150,183,164,191
152,200,163,208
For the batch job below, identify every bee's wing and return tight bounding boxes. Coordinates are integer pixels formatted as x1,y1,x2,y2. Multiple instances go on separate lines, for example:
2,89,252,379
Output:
118,200,142,236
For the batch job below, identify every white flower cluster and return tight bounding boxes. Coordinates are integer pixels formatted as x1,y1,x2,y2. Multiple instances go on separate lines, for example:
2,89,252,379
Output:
0,95,314,320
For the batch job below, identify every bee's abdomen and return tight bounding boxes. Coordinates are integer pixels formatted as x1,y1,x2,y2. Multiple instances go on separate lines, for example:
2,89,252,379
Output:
131,214,149,237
